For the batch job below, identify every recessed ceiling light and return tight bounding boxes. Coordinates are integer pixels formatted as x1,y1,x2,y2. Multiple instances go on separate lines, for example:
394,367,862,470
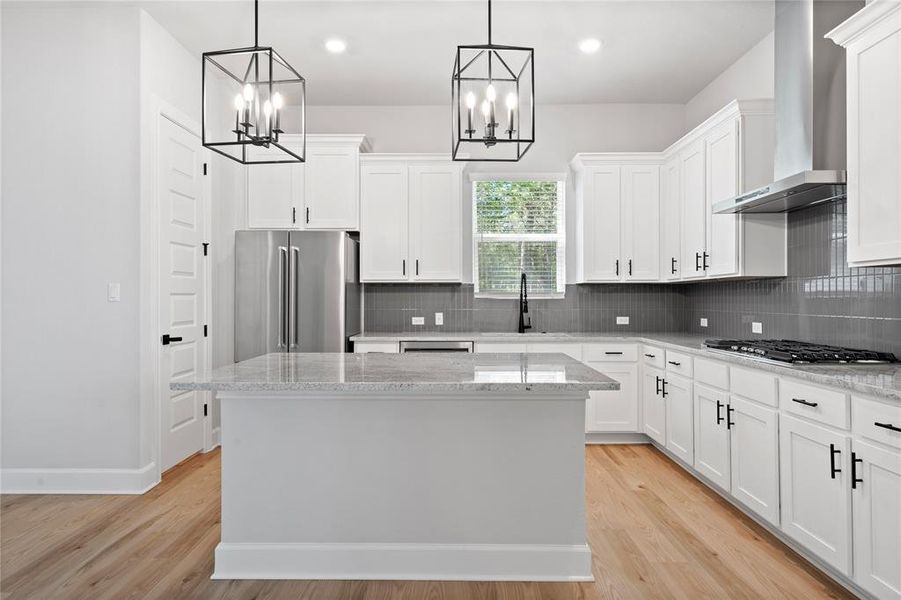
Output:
579,38,602,54
325,38,347,54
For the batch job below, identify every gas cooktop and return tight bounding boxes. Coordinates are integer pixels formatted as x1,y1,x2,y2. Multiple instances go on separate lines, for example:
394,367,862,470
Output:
704,339,898,364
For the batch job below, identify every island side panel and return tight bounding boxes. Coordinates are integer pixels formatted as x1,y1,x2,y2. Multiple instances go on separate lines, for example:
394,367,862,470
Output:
215,390,591,581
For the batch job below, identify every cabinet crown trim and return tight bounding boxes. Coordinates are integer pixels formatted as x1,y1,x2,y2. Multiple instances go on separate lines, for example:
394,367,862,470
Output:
279,133,370,152
362,153,460,163
826,0,901,46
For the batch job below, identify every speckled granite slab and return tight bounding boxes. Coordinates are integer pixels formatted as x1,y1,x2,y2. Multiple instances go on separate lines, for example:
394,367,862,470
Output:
171,352,620,394
350,332,901,403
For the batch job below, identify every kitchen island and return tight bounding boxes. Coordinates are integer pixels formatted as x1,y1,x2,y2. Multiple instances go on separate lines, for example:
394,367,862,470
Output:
172,352,618,582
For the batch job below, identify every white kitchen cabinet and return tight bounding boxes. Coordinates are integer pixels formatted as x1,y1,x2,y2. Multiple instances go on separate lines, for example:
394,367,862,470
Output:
694,383,732,491
622,165,661,281
780,414,853,576
643,366,667,445
664,373,693,465
705,117,740,277
679,139,707,280
729,396,779,526
829,2,901,268
573,164,621,281
360,155,464,283
246,135,368,230
851,439,901,599
360,162,408,281
660,154,682,280
585,363,638,433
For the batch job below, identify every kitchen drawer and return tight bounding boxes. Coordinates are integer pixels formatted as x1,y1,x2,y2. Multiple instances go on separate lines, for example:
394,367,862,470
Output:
780,378,850,430
474,342,529,353
853,396,901,450
695,358,729,390
730,367,778,407
354,341,399,353
529,343,583,361
583,343,636,362
664,350,693,377
641,344,665,369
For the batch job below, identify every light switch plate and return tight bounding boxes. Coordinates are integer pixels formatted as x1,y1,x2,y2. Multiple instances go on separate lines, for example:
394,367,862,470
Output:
752,322,763,334
700,318,708,327
412,316,425,326
435,312,444,326
108,283,121,302
616,316,629,325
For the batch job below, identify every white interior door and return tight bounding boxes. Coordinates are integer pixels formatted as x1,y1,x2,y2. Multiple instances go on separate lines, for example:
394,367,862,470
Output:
159,116,208,473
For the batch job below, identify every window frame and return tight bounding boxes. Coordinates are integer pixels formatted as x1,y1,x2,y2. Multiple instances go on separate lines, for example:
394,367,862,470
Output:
470,173,567,299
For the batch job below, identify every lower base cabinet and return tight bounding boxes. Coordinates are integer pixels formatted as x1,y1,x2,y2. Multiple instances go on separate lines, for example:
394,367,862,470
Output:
694,383,731,491
780,414,853,576
851,439,901,599
729,396,779,526
643,367,666,444
664,373,694,465
585,363,638,432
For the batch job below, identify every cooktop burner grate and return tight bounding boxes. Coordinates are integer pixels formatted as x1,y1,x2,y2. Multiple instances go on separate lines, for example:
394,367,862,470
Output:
703,339,898,364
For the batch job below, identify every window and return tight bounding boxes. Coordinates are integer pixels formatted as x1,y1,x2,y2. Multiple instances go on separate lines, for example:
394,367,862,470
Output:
472,176,566,298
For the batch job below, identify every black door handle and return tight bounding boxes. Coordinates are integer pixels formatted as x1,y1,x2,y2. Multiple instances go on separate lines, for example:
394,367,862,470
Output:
628,259,632,276
875,422,901,433
851,452,863,489
655,376,662,395
671,257,677,274
615,259,620,277
306,207,310,224
726,404,735,429
661,379,668,398
161,334,183,345
415,259,419,276
402,259,406,276
695,252,701,271
716,400,724,425
792,398,819,408
702,251,709,270
829,444,841,479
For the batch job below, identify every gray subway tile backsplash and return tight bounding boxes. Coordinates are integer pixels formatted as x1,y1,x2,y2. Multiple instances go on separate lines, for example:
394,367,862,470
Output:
364,200,901,356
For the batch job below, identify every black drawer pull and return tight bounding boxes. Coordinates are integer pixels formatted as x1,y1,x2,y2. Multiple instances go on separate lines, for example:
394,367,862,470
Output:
716,400,724,425
851,452,863,489
644,353,656,358
874,422,901,433
605,351,623,355
161,334,183,345
829,443,841,479
668,360,681,366
792,398,819,408
671,257,677,274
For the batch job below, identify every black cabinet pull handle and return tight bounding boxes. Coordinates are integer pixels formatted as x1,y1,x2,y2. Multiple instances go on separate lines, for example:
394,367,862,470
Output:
628,259,632,276
668,360,681,366
716,400,724,425
874,422,901,433
671,257,677,274
292,207,297,224
415,259,419,276
829,444,842,479
702,251,709,270
695,252,701,271
402,259,406,276
791,398,819,408
615,259,620,277
851,452,863,489
644,353,656,358
726,405,735,429
605,351,623,355
661,379,668,398
655,376,662,395
161,334,183,345
306,207,310,224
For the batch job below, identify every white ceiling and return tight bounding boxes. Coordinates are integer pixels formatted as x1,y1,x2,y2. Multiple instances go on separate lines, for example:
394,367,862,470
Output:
140,0,775,106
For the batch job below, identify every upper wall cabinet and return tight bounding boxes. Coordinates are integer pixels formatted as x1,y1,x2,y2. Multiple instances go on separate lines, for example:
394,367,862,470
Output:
360,155,464,283
246,134,369,230
829,2,901,268
571,155,661,283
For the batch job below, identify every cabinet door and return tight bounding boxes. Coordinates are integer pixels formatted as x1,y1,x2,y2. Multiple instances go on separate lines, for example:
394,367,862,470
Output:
360,164,408,281
779,414,852,575
246,143,303,229
680,140,707,280
845,15,901,267
622,165,660,281
304,145,360,229
582,166,622,281
585,363,638,433
694,384,731,491
660,155,682,280
664,373,693,464
729,396,780,526
705,118,740,277
852,439,901,600
409,164,462,282
642,367,666,445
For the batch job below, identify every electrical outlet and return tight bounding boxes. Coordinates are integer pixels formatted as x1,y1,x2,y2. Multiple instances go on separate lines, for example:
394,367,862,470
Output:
412,316,425,326
700,318,708,327
752,322,763,334
108,283,121,302
616,316,629,325
435,312,444,326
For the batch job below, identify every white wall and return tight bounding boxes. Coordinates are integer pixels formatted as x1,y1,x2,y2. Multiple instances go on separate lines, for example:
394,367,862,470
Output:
684,31,774,132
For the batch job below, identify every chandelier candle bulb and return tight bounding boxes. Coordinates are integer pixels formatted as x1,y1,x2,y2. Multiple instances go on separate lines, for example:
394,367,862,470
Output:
271,92,284,135
233,94,244,136
263,100,273,137
506,92,516,136
465,92,476,136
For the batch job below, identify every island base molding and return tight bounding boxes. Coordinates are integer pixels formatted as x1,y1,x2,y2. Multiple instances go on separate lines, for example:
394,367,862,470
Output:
212,542,594,581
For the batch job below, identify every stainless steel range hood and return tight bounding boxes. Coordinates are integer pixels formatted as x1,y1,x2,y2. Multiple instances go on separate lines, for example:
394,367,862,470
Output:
713,0,863,214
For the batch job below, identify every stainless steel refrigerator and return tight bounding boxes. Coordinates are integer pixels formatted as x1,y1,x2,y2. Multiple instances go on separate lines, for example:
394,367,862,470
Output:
235,231,361,362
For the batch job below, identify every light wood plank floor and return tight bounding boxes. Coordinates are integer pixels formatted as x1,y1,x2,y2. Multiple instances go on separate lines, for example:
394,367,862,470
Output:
1,445,853,599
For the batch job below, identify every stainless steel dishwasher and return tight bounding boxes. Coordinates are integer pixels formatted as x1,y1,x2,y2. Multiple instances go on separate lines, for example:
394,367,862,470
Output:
399,341,474,353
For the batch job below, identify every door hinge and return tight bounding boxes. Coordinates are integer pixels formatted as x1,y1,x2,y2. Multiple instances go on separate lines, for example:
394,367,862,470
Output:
203,162,208,176
202,242,209,256
204,324,208,337
203,403,208,417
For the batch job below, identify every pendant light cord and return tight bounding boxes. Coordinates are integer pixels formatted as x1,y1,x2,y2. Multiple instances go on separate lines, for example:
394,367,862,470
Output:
487,0,492,44
254,0,259,47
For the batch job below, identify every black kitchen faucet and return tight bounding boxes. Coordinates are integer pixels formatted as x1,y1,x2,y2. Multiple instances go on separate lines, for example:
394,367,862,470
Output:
518,272,532,334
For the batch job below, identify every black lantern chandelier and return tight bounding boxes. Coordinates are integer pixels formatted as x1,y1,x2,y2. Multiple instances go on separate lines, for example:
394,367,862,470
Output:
202,0,306,164
452,0,534,162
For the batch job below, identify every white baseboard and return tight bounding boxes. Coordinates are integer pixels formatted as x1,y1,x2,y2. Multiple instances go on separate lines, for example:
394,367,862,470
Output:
585,432,650,445
0,462,159,494
212,542,594,581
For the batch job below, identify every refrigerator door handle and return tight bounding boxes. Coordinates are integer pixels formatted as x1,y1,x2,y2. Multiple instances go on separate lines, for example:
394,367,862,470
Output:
278,246,288,349
289,246,300,349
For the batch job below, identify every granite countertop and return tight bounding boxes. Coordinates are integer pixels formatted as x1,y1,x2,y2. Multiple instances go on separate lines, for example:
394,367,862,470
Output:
351,332,901,403
171,352,620,394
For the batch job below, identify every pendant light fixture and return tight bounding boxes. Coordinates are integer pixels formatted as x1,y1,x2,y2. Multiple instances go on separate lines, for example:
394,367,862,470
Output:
452,0,534,162
202,0,306,164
